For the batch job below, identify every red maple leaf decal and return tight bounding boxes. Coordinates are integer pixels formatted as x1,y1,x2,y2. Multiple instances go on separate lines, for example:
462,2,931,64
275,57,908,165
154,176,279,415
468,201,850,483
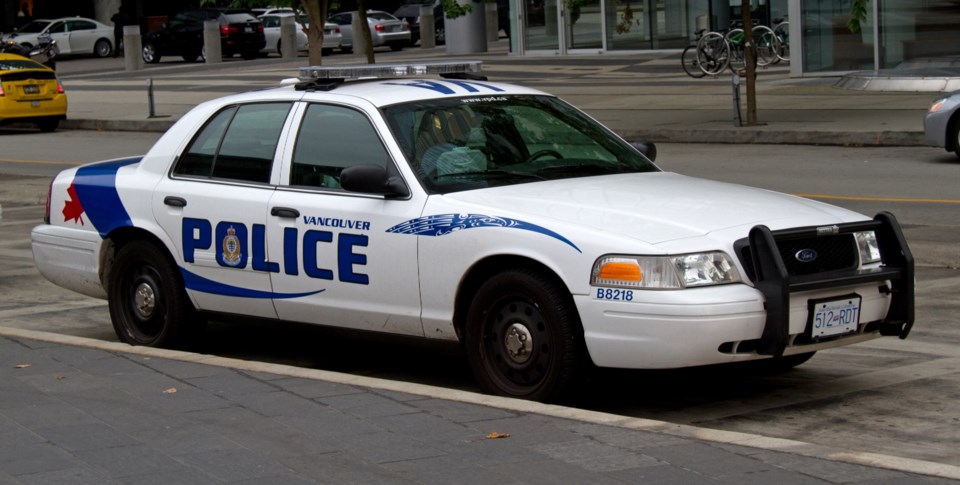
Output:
62,180,85,226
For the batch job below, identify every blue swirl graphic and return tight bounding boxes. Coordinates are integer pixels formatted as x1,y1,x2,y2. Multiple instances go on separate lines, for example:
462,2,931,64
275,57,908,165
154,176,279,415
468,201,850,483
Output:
180,268,325,300
387,214,580,253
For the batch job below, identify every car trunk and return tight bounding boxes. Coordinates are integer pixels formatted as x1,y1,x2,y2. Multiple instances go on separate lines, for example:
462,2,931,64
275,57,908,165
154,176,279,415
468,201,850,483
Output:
0,70,60,118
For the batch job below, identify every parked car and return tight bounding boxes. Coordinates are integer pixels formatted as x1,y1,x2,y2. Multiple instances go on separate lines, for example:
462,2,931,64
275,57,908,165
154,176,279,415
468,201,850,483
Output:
327,10,410,52
258,13,341,56
3,17,114,57
141,9,265,63
923,90,960,159
393,0,444,46
0,52,66,131
31,61,915,402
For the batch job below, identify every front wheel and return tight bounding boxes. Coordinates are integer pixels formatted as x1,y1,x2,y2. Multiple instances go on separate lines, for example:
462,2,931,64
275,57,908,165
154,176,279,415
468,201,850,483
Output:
465,268,588,402
142,41,160,63
950,119,960,159
108,240,200,348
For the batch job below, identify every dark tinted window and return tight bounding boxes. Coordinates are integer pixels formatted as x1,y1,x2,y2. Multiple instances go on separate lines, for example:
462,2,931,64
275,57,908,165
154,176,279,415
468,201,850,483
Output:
290,104,390,189
176,103,292,183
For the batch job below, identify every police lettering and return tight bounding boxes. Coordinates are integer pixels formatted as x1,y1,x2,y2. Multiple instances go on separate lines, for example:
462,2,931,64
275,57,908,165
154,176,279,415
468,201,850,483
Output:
182,218,369,285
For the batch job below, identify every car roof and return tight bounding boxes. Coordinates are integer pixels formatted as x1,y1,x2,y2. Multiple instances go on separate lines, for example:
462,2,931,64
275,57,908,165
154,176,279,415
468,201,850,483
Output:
284,78,547,107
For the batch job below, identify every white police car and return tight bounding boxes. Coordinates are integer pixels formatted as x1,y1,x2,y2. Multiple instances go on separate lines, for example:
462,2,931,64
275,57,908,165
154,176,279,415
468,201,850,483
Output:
32,61,914,402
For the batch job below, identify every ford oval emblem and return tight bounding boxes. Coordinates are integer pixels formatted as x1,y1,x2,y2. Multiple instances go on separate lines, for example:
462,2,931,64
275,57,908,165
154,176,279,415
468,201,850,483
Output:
795,249,818,263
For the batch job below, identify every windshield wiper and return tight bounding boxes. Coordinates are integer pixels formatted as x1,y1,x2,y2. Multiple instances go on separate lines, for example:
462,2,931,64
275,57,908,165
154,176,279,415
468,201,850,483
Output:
537,163,625,175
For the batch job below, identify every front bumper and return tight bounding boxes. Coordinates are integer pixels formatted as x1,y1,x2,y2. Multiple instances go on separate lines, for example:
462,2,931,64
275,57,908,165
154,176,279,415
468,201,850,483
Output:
578,212,914,369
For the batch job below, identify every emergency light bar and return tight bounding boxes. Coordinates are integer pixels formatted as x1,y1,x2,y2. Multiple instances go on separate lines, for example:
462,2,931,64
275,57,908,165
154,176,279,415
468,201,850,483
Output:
298,60,483,81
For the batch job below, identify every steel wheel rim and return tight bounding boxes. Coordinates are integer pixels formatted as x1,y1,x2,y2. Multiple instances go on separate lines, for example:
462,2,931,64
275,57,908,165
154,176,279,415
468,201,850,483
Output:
481,296,552,394
124,263,165,341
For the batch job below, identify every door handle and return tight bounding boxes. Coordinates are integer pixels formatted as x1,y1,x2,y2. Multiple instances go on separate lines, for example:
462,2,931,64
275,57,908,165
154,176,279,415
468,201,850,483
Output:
271,207,300,218
163,196,187,208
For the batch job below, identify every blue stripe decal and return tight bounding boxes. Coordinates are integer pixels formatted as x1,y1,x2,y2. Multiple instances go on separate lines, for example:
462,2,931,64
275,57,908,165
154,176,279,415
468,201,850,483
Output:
180,267,325,300
72,157,141,238
387,213,581,253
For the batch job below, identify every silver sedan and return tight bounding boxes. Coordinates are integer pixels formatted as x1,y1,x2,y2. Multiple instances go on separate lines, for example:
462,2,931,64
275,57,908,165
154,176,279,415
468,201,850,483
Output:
924,90,960,159
327,10,411,52
258,13,342,56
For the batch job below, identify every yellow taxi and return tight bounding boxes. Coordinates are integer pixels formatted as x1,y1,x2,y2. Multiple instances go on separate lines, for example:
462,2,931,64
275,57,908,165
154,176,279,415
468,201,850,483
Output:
0,52,66,132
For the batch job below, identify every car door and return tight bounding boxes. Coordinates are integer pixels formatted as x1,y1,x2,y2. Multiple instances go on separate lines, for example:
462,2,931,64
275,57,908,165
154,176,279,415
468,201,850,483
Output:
65,19,97,54
44,21,71,54
267,102,426,336
152,101,296,318
260,14,280,52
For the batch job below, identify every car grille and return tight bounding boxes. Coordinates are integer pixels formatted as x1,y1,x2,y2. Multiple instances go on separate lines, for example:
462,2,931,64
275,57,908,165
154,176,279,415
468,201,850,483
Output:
736,233,859,281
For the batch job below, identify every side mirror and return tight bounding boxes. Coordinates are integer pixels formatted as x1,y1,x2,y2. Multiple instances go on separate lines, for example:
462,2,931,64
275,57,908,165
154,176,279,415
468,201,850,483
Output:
340,164,409,198
631,141,657,162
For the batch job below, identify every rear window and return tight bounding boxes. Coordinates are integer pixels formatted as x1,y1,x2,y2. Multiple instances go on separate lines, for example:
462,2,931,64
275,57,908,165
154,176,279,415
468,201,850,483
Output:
0,59,49,72
367,12,397,21
223,13,258,24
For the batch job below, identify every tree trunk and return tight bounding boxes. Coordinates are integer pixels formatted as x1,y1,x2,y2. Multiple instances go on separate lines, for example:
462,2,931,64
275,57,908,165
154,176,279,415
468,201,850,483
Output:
300,0,327,66
356,0,375,64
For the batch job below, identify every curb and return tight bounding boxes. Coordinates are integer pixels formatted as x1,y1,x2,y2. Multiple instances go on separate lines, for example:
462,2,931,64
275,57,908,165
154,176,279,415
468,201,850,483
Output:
2,325,959,481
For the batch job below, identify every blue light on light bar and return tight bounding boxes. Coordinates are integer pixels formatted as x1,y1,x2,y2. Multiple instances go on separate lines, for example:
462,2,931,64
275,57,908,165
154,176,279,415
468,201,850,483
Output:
298,61,483,80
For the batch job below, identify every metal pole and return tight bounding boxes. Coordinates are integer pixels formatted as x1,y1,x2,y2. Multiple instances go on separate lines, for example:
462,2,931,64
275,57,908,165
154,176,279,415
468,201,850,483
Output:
147,78,155,118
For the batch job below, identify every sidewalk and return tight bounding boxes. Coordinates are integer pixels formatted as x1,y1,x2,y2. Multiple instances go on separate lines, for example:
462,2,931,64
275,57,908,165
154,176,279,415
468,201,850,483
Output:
2,327,958,484
54,43,944,147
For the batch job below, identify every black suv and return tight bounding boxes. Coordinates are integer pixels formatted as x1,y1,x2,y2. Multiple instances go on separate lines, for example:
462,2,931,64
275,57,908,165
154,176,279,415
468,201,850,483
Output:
142,9,265,63
393,0,444,46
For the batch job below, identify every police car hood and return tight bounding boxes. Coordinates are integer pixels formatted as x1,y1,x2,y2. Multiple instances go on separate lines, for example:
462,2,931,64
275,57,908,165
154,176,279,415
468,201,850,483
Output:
442,172,866,245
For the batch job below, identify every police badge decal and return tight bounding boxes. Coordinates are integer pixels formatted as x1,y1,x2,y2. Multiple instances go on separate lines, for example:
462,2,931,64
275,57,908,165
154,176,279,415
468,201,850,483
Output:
221,226,242,267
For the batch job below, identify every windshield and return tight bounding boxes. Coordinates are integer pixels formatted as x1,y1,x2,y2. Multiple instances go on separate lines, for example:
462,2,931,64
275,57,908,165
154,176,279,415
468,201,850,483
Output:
16,20,50,33
383,95,659,194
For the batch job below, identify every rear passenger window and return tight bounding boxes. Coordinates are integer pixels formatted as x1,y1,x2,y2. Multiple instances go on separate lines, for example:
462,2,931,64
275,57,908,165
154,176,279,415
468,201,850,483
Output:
290,104,391,189
175,103,292,183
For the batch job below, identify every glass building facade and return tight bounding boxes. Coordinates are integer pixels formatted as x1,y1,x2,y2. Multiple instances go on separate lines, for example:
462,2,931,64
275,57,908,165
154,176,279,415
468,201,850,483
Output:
508,0,960,76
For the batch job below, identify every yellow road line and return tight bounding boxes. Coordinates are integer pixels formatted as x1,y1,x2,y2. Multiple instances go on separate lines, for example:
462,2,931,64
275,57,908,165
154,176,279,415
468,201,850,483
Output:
0,158,82,166
795,193,960,204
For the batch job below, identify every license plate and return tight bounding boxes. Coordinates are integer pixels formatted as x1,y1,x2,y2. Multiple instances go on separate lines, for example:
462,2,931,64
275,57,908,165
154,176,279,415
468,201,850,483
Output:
809,296,860,338
31,100,41,107
24,85,39,94
244,26,252,32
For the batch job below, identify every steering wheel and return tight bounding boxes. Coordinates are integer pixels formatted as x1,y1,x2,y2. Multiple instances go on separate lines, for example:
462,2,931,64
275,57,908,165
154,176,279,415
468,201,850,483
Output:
525,149,564,163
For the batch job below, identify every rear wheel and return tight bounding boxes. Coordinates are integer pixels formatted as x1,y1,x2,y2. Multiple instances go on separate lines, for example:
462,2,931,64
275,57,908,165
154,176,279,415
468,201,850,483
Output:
465,268,588,402
696,31,729,76
94,38,112,57
108,240,200,348
389,41,404,52
182,50,200,62
142,41,160,63
241,49,258,60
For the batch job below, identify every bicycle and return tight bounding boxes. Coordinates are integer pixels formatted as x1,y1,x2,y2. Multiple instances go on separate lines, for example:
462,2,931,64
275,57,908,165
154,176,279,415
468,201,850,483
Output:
772,17,789,62
681,30,708,78
724,22,779,71
694,30,730,76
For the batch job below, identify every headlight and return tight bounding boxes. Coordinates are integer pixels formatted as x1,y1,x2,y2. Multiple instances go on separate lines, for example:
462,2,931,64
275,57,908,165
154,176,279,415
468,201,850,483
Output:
929,99,945,113
855,231,881,264
591,252,741,290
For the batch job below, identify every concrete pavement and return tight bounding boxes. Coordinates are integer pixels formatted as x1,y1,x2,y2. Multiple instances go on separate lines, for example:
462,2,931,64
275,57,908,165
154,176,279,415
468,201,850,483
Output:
2,327,959,484
4,44,960,483
53,41,946,148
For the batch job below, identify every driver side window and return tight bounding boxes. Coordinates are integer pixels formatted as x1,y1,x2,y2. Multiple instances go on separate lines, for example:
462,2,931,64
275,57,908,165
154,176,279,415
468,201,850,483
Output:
290,104,390,189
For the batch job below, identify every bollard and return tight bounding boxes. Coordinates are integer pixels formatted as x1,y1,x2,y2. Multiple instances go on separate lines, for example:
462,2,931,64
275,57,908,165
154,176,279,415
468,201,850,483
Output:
123,25,142,71
280,15,296,57
203,19,221,63
419,5,435,49
147,78,156,118
731,71,743,127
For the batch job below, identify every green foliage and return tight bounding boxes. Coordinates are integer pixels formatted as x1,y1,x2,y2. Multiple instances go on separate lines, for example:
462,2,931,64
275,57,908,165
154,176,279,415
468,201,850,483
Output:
441,0,497,19
848,0,868,33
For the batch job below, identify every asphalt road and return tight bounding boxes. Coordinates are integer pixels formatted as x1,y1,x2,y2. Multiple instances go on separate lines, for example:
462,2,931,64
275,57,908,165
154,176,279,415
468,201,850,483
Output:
1,132,958,467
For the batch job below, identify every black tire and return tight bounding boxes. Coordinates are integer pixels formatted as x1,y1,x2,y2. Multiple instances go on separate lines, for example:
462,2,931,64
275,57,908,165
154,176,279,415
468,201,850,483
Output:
94,38,112,57
950,118,960,159
182,51,200,62
241,50,258,60
465,268,588,402
108,240,200,348
142,41,161,63
389,42,404,52
340,45,352,54
36,119,59,132
681,45,706,78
